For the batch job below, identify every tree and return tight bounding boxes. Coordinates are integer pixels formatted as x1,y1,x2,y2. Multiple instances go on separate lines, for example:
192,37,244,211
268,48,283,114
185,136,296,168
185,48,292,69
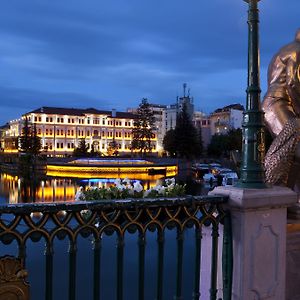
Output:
207,134,229,157
163,129,177,157
19,117,41,155
73,139,89,157
174,103,202,159
227,129,242,152
131,98,156,155
207,129,242,157
31,123,42,156
19,117,32,153
107,140,119,156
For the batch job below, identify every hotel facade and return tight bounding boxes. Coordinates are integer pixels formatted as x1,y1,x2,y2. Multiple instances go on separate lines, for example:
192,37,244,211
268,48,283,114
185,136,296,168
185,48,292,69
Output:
3,107,158,156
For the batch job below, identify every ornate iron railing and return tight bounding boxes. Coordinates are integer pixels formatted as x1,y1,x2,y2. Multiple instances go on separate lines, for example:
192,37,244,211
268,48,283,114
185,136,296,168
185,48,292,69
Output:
0,195,232,300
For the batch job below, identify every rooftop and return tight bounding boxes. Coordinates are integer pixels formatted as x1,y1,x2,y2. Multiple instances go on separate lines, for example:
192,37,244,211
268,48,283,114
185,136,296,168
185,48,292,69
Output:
26,106,136,119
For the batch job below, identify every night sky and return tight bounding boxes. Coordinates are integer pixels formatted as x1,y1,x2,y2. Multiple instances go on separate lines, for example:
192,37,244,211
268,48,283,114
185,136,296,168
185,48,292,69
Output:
0,0,299,124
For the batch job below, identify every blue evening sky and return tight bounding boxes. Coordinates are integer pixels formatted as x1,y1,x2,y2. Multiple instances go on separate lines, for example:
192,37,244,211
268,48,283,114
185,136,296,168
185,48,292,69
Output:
0,0,299,124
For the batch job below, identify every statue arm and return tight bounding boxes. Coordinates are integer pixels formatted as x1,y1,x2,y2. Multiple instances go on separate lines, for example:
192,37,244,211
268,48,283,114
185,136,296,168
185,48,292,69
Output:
263,97,296,136
286,53,298,88
263,54,299,136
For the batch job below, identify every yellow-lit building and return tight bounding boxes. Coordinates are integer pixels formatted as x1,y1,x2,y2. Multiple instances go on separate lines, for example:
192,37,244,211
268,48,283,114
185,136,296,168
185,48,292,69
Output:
4,106,158,156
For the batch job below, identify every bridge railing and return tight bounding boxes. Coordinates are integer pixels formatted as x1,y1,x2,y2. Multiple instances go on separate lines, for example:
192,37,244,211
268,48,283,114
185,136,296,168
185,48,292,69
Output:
0,196,232,300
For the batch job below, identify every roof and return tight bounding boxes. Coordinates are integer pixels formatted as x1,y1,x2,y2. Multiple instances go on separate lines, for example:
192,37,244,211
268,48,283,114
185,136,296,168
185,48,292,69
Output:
213,103,244,113
0,123,9,130
26,107,136,119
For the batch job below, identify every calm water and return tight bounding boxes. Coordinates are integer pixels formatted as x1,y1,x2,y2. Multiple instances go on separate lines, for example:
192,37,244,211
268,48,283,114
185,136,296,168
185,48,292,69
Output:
0,172,210,204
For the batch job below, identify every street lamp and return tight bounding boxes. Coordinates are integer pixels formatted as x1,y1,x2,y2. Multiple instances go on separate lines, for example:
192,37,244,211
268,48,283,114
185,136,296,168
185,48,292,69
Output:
236,0,267,188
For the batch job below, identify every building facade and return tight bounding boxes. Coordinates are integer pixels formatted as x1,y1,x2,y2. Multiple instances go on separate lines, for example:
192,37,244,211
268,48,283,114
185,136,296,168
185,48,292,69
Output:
4,107,158,156
209,104,244,136
193,111,211,149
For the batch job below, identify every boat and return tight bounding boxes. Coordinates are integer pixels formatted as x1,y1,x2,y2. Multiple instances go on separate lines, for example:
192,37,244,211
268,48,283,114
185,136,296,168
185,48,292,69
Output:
221,171,238,186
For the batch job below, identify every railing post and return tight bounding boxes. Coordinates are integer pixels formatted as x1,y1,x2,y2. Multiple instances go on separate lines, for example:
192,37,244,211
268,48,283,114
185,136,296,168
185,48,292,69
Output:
210,186,297,299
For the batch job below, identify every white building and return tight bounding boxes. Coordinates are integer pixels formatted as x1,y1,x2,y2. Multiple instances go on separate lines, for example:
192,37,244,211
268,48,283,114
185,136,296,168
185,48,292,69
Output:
209,104,244,136
4,106,159,156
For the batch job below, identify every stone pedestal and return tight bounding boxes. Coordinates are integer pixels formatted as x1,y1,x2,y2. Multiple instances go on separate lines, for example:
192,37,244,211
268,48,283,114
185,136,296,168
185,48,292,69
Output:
210,185,297,300
286,223,300,300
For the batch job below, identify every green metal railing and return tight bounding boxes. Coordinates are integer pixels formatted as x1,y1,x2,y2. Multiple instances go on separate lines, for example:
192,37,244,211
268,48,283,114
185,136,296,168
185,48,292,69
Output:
0,196,232,300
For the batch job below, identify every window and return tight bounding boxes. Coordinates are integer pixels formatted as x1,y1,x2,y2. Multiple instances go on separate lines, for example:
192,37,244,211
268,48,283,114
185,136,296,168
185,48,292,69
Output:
57,129,59,135
61,130,64,135
67,143,70,149
71,130,74,135
45,129,48,135
68,118,70,123
46,117,49,122
57,143,59,149
50,129,53,135
67,130,70,136
102,119,105,125
39,117,42,122
61,118,64,123
38,128,41,135
34,117,37,122
72,119,74,123
50,117,53,122
61,143,63,148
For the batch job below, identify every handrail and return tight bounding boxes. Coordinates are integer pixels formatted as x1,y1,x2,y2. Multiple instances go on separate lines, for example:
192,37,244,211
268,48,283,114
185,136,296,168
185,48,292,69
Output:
0,195,232,300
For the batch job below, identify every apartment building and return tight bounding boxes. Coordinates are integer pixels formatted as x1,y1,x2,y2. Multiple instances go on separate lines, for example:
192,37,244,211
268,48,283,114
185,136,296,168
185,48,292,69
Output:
4,106,158,156
209,104,244,136
193,111,211,148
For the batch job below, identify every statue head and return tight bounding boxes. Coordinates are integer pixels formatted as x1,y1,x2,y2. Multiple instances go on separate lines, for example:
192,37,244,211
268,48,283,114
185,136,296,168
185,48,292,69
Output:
295,29,300,42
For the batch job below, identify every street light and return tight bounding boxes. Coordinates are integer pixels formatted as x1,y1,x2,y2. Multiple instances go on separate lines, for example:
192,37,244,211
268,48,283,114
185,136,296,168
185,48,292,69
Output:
236,0,267,188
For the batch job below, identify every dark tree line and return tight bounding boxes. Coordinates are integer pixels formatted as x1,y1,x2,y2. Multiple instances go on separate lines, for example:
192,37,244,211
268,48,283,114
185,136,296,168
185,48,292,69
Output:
163,103,203,159
207,129,242,157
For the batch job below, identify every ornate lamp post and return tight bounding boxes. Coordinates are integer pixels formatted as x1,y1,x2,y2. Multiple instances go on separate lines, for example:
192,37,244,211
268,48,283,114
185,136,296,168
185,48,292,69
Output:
237,0,267,188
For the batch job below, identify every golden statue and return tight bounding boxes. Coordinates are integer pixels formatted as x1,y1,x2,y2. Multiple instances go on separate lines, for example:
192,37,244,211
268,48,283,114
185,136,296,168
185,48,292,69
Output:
262,29,300,190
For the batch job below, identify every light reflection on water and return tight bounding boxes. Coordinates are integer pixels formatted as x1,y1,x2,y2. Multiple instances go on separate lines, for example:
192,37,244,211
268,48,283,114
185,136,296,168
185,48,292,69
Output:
0,172,169,204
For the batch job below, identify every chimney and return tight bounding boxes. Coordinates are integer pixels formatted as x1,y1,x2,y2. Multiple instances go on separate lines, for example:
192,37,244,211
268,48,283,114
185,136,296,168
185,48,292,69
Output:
112,109,116,118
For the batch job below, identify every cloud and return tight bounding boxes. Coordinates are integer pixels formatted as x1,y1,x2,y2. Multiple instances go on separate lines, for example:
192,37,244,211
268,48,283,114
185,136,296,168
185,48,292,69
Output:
0,0,299,125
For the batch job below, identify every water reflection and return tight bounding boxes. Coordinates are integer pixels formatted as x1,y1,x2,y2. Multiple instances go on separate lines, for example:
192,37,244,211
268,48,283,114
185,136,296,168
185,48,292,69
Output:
0,172,168,204
0,171,212,204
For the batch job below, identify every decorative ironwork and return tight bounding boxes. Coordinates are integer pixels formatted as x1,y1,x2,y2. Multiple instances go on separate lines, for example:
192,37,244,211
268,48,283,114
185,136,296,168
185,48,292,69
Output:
0,255,29,300
0,196,231,300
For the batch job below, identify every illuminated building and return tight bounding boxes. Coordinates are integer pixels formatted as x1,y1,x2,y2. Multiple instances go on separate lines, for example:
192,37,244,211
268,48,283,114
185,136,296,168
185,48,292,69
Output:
4,106,159,156
209,104,244,135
